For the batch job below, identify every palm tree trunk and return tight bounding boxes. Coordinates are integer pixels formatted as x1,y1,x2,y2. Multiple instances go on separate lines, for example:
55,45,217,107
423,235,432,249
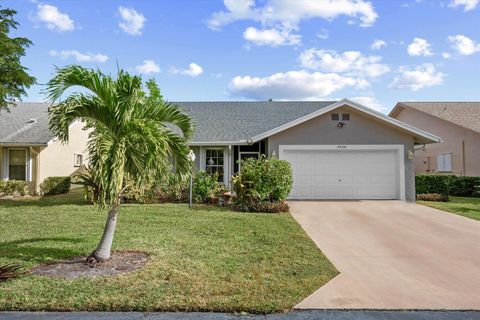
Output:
87,204,119,265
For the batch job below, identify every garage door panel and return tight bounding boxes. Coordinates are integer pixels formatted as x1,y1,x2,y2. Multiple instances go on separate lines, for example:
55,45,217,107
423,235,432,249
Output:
283,147,399,200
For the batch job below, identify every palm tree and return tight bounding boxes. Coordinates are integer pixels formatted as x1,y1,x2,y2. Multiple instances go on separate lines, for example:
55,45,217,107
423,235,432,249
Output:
46,66,194,265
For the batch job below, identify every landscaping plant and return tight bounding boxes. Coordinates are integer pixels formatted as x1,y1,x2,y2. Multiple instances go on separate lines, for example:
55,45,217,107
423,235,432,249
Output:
46,66,193,265
232,157,292,212
192,171,221,203
0,264,25,282
40,176,71,195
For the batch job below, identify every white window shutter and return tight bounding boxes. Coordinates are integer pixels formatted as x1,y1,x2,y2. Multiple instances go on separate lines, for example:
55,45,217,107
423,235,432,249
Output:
437,154,444,172
444,153,452,172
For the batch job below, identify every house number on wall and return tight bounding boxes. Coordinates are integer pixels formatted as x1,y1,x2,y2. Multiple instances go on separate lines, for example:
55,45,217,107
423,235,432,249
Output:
337,145,347,149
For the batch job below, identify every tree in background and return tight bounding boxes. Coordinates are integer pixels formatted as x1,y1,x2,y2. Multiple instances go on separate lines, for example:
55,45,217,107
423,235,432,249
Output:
46,65,194,265
0,7,36,111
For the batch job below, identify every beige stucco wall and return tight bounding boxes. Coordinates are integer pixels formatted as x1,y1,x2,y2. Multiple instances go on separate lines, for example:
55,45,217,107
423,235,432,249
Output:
38,121,90,183
394,107,480,176
267,106,416,201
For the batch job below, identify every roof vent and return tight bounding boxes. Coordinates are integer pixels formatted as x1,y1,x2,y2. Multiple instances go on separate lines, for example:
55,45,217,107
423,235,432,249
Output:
26,118,37,124
268,98,273,102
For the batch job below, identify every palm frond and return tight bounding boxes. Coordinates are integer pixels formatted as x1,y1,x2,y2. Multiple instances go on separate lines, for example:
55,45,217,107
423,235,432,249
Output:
0,264,26,281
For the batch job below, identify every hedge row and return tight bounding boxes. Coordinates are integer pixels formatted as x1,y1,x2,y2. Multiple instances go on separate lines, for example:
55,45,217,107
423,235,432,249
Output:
0,180,31,196
416,175,480,197
40,176,71,195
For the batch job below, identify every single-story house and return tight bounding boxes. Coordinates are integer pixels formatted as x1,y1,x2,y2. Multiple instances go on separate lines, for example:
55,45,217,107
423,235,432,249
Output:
1,99,440,201
390,102,480,176
0,103,89,193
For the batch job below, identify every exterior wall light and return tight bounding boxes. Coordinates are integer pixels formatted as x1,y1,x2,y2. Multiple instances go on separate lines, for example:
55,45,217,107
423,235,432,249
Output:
408,150,415,160
337,122,346,128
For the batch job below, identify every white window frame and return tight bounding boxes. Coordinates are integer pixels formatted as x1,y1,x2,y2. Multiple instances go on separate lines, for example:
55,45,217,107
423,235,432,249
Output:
238,151,260,172
4,148,30,181
74,153,83,167
203,147,227,185
437,153,453,173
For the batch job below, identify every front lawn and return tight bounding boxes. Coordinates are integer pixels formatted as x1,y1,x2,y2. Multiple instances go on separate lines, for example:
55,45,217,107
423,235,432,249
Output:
418,196,480,221
0,190,337,313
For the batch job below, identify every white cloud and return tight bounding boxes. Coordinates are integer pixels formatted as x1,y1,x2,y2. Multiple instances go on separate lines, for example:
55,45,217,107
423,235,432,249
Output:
208,0,378,30
170,63,204,77
118,7,146,35
35,4,75,32
350,96,386,113
389,64,445,91
317,29,329,39
228,70,368,100
243,26,301,46
135,60,160,74
49,50,108,63
449,0,479,11
407,38,433,56
442,52,451,59
448,34,480,55
299,48,390,78
371,39,387,50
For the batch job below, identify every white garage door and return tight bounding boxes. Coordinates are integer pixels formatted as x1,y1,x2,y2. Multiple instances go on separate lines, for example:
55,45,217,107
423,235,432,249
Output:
282,147,399,200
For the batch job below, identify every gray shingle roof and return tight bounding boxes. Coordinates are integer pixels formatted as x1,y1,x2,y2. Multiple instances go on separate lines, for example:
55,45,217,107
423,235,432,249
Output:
398,102,480,134
0,102,53,145
0,101,337,145
174,101,336,143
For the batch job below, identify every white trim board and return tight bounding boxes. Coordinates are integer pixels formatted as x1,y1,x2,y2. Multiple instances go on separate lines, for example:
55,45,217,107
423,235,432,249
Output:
279,144,406,201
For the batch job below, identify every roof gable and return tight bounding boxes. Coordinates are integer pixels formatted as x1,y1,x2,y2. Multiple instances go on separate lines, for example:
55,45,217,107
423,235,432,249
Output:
391,102,480,134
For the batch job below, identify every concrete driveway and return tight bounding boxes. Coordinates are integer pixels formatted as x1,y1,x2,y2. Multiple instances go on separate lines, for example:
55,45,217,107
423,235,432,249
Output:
289,201,480,310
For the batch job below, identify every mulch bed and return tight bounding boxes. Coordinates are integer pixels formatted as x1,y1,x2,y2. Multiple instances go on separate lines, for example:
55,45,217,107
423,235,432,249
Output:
30,251,149,279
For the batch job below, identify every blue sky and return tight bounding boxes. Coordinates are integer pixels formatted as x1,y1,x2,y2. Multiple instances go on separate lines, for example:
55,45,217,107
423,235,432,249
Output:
4,0,480,113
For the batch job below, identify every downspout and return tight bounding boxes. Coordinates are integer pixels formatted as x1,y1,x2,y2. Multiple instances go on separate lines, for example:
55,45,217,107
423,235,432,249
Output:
461,140,466,176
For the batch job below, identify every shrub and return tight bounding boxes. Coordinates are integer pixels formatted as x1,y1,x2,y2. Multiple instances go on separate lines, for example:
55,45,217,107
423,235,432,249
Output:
40,176,71,195
232,157,293,212
449,176,480,197
192,171,222,203
416,193,449,202
416,175,480,197
154,173,189,203
0,180,31,196
415,175,453,195
236,157,292,202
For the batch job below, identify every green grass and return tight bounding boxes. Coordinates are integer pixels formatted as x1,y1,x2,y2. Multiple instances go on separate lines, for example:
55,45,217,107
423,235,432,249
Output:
418,196,480,221
0,190,337,313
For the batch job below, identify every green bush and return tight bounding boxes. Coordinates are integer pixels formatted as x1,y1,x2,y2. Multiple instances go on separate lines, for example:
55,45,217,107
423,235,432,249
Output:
416,175,480,197
40,176,71,195
449,176,480,197
232,157,293,212
154,173,189,203
416,193,449,202
236,157,292,202
192,171,222,203
0,180,31,196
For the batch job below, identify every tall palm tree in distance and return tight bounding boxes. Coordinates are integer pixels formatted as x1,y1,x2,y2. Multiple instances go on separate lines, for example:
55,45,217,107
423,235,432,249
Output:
46,65,194,264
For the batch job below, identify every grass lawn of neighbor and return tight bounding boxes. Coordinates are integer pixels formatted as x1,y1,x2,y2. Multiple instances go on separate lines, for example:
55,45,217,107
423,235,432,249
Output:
0,189,337,313
418,196,480,221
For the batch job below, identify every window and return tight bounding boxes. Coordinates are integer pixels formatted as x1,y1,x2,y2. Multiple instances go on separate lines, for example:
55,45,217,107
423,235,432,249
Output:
74,154,83,167
331,113,339,121
437,153,452,172
342,113,350,121
205,149,224,182
8,149,27,181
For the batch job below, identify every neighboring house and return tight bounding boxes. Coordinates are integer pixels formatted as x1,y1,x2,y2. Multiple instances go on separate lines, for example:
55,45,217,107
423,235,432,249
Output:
1,99,440,201
0,103,89,193
390,102,480,176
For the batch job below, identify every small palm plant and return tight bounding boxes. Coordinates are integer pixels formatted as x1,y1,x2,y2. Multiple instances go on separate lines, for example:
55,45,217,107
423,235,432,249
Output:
46,66,194,265
0,264,25,281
